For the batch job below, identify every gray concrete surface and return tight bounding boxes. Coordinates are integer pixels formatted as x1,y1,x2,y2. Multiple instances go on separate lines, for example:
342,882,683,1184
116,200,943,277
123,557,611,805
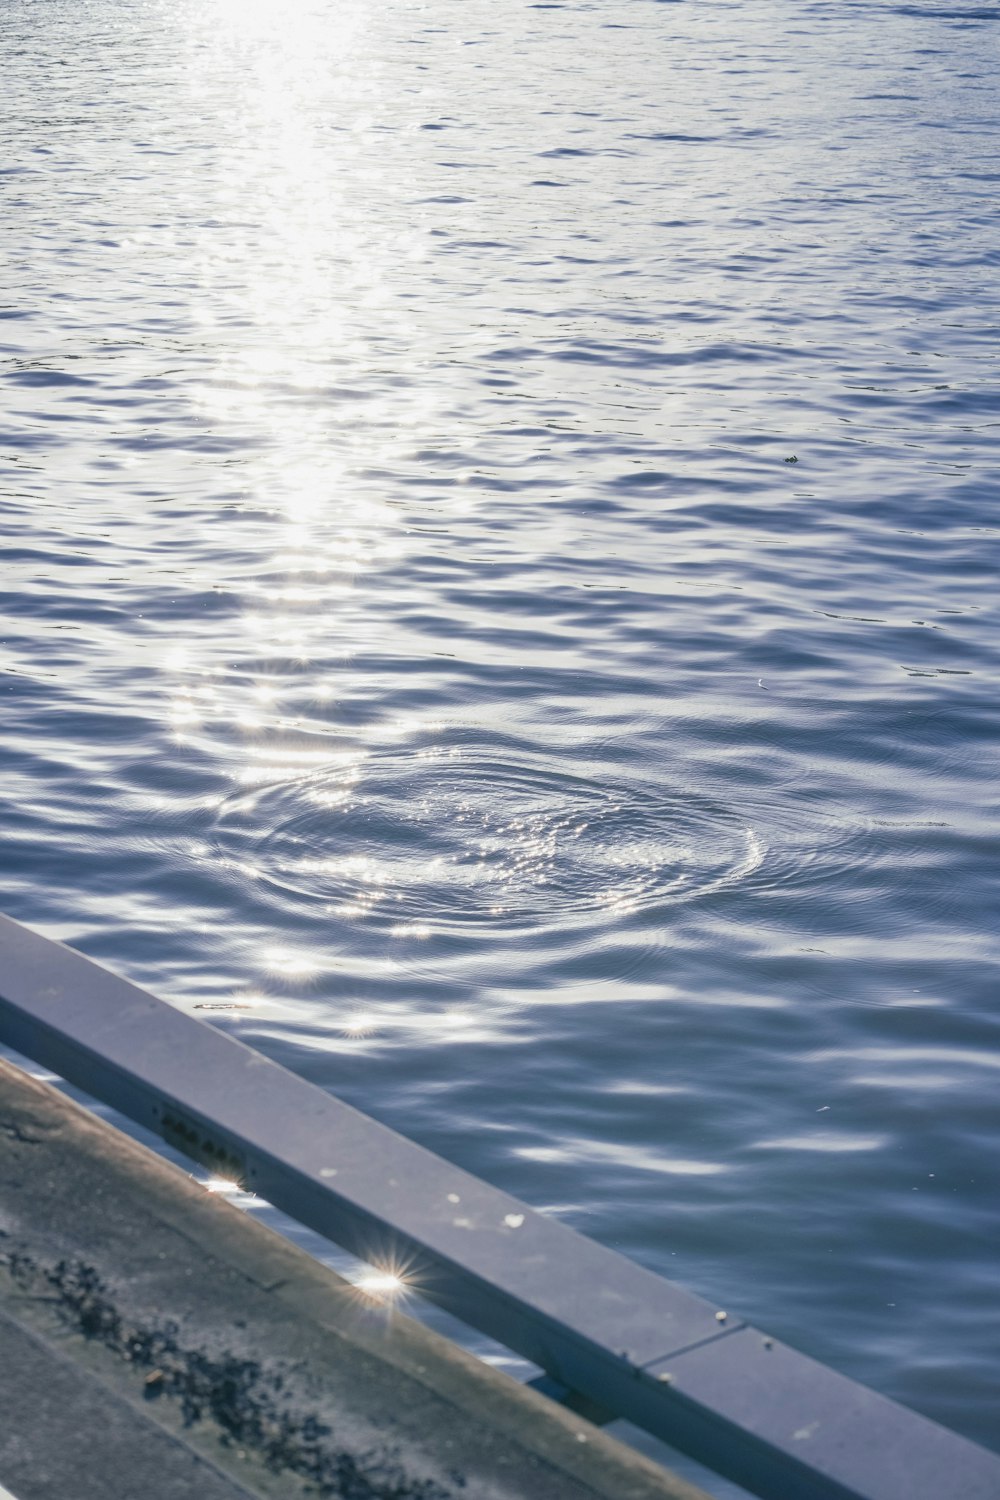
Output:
0,1311,259,1500
0,1059,709,1500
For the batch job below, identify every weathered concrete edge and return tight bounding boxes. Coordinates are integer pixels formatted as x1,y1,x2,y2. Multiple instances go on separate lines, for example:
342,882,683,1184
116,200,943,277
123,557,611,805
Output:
0,1059,710,1500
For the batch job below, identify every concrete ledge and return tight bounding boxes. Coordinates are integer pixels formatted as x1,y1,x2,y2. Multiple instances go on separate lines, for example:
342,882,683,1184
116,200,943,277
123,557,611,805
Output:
0,1059,708,1500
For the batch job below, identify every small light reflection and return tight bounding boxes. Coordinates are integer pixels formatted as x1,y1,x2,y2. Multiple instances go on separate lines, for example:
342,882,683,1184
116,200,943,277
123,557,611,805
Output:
350,1254,418,1301
353,1269,406,1299
339,1010,380,1037
261,946,320,979
389,921,431,939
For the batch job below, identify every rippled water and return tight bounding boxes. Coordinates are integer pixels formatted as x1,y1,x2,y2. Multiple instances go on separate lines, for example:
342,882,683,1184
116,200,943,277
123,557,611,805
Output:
2,0,999,1461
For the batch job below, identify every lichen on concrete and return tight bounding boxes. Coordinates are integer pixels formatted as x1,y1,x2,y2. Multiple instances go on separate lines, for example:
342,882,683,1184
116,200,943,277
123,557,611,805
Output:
1,1246,453,1500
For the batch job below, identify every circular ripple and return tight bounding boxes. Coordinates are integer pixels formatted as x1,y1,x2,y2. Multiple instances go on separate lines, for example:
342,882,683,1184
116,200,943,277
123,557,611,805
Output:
211,749,764,932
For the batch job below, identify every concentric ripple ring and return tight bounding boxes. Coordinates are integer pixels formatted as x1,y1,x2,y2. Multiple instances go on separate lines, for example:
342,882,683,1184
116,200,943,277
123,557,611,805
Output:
211,748,766,933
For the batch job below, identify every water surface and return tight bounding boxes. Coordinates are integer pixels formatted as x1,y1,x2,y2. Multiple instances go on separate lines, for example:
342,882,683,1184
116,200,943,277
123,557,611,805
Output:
2,0,999,1460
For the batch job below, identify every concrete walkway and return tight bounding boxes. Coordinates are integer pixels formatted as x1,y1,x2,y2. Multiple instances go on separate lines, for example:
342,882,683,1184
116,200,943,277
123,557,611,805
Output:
0,1060,709,1500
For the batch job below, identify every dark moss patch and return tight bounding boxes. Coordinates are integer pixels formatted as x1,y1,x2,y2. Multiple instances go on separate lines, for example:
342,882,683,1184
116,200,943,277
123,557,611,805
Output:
2,1249,453,1500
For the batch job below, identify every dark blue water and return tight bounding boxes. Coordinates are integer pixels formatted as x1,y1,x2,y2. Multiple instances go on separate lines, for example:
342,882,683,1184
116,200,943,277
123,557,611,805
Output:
2,0,999,1464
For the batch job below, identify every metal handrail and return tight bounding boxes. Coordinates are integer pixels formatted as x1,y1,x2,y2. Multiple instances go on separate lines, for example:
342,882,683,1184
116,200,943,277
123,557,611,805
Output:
1,913,997,1500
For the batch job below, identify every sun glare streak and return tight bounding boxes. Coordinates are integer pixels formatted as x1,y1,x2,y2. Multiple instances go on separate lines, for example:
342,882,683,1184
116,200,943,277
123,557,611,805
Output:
146,0,445,801
204,1177,242,1194
349,1250,421,1302
353,1270,407,1299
